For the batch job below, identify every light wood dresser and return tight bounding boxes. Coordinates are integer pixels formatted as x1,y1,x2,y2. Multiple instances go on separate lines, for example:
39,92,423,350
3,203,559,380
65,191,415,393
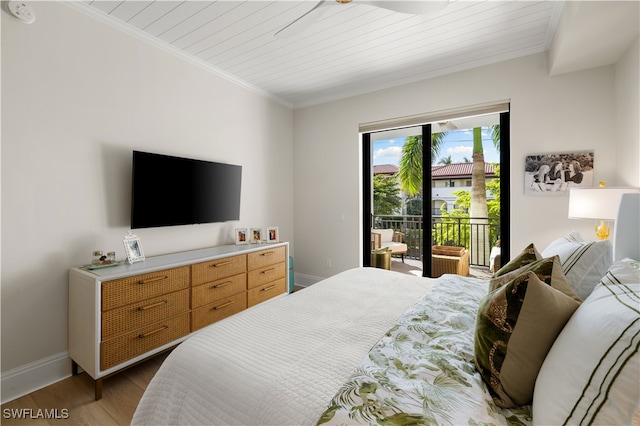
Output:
69,242,288,400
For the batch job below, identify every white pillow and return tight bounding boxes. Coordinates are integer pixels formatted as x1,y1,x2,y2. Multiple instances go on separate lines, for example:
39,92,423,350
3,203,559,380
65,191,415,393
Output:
532,260,640,426
541,231,613,299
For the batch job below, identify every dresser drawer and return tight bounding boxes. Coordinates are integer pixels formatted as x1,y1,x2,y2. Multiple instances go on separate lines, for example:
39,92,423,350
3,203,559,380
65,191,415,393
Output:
101,289,190,340
192,273,246,309
247,246,286,271
192,255,246,286
247,261,286,289
248,278,286,307
191,292,247,331
102,266,190,311
101,313,190,370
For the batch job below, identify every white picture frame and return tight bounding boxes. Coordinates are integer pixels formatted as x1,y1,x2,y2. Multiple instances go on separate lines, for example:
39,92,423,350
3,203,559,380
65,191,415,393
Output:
235,227,249,244
250,227,263,244
266,226,279,243
123,232,145,263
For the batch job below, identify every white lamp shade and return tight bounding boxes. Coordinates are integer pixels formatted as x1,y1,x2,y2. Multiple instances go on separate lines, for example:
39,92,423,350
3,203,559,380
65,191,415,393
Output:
568,187,640,220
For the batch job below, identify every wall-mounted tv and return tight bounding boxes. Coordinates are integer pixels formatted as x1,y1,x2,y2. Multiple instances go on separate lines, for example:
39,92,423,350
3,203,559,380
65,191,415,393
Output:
131,150,242,229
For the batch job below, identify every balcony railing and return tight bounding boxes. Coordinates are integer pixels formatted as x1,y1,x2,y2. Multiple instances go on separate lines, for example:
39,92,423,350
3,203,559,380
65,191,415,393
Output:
373,215,500,267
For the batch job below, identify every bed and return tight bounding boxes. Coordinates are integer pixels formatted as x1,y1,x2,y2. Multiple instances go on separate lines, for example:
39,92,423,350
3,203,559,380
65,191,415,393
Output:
132,194,639,426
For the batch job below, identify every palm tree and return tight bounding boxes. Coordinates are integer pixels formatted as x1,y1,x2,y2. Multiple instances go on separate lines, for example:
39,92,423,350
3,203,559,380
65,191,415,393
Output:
438,155,452,165
398,133,447,197
470,125,500,265
470,128,489,265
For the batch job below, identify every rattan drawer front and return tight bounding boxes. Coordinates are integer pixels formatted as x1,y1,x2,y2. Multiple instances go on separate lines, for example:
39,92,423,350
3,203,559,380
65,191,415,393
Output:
248,278,286,307
191,292,247,331
101,313,189,370
247,246,286,271
192,255,246,286
101,289,189,340
102,266,190,311
247,261,286,289
192,273,246,309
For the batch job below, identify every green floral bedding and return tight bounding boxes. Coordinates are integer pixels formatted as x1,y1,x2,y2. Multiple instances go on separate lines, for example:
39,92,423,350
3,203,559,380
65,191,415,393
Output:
316,274,532,426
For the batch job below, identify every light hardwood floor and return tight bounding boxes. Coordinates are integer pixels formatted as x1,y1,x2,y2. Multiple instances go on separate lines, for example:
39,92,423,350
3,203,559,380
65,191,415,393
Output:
1,352,170,426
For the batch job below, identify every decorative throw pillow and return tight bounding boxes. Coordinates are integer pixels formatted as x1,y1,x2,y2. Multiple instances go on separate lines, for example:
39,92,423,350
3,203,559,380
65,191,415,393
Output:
541,231,612,299
489,255,582,302
532,260,640,426
474,271,580,408
493,243,542,277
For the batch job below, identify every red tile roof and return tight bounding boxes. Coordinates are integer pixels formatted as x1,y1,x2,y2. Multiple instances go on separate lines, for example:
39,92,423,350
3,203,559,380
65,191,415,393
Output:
431,162,496,178
373,162,496,178
373,164,399,175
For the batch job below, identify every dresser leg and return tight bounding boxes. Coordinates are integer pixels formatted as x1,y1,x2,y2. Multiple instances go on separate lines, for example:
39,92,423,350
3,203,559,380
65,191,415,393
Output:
71,360,79,376
95,378,103,401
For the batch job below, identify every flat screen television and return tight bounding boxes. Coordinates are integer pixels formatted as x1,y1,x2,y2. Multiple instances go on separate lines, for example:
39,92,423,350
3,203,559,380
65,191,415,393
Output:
131,150,242,229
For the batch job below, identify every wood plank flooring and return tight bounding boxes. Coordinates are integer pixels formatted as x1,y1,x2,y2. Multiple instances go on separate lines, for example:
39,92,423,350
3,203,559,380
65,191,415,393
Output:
1,352,169,426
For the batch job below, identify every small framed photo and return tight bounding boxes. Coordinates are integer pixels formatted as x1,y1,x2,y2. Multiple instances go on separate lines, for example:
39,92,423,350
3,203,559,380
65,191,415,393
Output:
235,228,249,244
250,227,263,244
123,232,145,264
266,226,279,243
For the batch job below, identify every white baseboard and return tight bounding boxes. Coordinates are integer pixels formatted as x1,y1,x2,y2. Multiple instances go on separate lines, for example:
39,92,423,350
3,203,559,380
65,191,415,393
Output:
294,272,324,287
1,352,70,404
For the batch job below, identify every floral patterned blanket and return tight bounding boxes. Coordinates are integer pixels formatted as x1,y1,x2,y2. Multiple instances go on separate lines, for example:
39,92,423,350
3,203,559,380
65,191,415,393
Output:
316,274,532,426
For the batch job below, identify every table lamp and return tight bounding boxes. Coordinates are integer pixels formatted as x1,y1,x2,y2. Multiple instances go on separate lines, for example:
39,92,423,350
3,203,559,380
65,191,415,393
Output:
568,183,640,240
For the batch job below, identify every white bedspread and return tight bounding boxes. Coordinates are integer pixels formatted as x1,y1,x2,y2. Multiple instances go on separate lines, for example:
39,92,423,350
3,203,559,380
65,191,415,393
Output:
132,267,434,426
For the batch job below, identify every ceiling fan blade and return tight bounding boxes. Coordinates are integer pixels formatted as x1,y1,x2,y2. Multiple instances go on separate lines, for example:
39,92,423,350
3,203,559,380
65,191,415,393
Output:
274,0,331,38
358,0,449,15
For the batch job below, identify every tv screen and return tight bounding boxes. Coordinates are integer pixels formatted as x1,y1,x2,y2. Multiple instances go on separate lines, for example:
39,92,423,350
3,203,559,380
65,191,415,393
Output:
131,151,242,229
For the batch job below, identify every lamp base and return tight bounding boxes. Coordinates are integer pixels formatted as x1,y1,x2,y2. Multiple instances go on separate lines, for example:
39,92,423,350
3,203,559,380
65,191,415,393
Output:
595,220,610,240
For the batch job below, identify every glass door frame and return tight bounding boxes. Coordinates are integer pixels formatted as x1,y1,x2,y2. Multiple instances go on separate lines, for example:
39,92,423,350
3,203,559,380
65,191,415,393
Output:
362,111,511,275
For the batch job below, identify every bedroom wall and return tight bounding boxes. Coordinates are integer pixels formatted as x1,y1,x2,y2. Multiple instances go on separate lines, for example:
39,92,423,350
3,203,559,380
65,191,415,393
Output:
293,51,634,281
615,38,640,186
1,2,294,401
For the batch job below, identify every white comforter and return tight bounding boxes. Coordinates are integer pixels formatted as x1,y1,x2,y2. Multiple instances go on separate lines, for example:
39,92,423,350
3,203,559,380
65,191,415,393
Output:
132,267,434,426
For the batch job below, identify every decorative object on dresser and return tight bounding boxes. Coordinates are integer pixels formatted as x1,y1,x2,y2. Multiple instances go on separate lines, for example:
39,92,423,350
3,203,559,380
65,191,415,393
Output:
68,242,288,400
266,226,279,243
250,227,264,243
123,232,145,263
235,227,248,244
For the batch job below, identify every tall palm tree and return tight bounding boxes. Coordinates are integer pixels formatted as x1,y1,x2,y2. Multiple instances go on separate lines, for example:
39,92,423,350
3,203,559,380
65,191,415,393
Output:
470,128,489,264
470,125,500,264
398,133,446,197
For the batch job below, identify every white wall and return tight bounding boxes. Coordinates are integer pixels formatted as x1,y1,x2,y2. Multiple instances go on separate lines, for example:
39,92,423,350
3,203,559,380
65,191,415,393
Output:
615,38,640,186
294,50,638,280
1,2,293,401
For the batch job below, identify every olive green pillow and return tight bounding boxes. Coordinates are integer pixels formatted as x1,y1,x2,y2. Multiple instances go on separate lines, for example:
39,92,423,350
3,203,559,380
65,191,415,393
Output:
474,271,580,408
493,243,541,277
489,255,582,302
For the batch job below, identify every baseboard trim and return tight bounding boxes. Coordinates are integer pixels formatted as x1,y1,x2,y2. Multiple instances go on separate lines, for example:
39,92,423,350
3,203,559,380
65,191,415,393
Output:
294,272,324,287
1,352,71,404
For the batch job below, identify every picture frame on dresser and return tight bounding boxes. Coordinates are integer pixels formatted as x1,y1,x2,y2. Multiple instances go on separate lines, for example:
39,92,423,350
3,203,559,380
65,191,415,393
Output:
250,227,263,243
267,226,279,243
235,228,248,244
123,232,145,263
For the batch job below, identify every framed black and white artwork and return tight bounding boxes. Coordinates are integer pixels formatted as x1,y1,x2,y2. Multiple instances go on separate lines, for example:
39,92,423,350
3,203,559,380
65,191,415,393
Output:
524,151,594,195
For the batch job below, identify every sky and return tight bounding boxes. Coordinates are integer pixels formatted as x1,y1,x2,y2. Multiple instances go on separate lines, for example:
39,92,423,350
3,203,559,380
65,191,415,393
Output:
373,128,500,166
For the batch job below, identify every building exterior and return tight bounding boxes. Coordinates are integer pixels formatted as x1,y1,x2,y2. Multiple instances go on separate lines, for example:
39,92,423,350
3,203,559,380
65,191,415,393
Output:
373,163,498,214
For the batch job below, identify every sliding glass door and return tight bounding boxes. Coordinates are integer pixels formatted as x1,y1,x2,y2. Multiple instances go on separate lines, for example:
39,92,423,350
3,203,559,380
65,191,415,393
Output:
363,110,510,278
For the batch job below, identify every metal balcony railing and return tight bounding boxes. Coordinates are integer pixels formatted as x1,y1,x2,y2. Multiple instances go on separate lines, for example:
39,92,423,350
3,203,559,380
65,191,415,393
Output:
373,215,500,267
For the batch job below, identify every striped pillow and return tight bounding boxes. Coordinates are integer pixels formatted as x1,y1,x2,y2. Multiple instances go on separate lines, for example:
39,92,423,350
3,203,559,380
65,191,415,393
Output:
541,231,612,299
532,259,640,425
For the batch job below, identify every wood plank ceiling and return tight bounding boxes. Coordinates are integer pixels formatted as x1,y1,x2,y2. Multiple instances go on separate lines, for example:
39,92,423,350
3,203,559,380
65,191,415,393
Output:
74,1,564,108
